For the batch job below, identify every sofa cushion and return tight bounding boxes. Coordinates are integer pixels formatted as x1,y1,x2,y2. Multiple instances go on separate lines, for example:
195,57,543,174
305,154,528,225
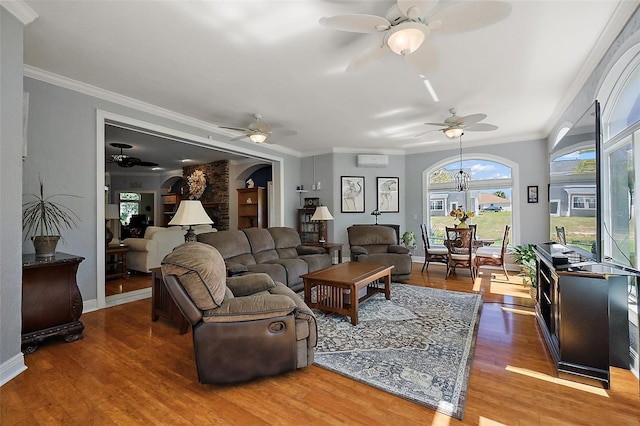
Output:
161,242,227,310
243,228,280,263
198,230,252,259
268,227,301,259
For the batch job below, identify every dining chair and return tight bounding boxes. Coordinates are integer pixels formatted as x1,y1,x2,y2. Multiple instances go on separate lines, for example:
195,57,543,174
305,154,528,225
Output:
420,224,448,272
445,227,476,282
476,225,511,281
556,226,567,244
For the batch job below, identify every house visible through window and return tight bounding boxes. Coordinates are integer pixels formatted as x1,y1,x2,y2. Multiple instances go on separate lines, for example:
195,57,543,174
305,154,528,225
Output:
425,159,513,244
119,192,141,225
430,200,444,211
572,195,596,209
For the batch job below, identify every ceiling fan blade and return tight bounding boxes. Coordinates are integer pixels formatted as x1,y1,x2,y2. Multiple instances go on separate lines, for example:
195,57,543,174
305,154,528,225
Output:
319,15,391,33
219,125,249,132
346,43,392,72
414,128,439,137
136,161,159,167
465,123,499,131
272,129,298,138
424,122,448,127
460,113,487,124
404,38,438,74
397,0,437,20
428,1,512,35
230,134,248,141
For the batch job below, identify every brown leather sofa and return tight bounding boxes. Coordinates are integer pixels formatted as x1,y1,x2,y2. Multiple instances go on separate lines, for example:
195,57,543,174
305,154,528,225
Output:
347,225,412,281
197,227,331,292
162,242,316,384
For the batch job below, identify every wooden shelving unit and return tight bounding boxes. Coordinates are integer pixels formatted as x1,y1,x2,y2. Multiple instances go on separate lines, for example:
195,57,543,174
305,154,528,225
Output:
161,194,181,227
237,188,266,229
297,208,320,243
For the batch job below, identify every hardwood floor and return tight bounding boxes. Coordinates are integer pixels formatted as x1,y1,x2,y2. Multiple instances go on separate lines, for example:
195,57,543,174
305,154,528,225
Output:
3,264,639,425
105,273,152,297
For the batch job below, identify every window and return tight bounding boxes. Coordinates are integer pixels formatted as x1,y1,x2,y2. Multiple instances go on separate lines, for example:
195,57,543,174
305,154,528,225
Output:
426,159,513,244
572,196,596,210
430,200,444,210
119,192,141,225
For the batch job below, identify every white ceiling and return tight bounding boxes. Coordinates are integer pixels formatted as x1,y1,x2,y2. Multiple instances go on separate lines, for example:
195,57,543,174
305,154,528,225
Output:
21,0,639,160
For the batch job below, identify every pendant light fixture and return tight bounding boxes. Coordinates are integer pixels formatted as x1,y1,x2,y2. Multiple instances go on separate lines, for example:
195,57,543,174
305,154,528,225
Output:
455,133,470,192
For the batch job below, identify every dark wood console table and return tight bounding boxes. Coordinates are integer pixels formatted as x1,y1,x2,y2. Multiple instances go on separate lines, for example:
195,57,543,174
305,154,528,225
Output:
22,252,85,354
533,243,635,388
151,267,189,334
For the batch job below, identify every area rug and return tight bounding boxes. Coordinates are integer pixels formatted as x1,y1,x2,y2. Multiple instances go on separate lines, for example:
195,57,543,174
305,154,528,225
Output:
311,283,483,420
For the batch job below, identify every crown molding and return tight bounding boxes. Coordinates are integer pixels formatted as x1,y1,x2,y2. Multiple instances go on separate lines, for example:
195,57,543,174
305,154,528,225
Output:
23,66,304,158
0,1,38,24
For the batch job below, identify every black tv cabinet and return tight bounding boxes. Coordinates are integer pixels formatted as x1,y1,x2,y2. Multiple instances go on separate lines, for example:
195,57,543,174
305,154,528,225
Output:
533,243,632,388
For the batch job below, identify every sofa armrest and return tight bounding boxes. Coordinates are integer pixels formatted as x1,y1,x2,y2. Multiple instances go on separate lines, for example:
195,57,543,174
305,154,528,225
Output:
350,245,368,255
123,238,155,252
296,245,325,255
226,262,249,277
388,245,410,254
226,272,276,297
203,294,296,323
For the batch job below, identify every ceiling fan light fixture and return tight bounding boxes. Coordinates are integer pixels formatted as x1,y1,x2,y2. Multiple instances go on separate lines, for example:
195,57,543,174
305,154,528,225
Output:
386,22,426,55
444,127,464,139
249,133,268,143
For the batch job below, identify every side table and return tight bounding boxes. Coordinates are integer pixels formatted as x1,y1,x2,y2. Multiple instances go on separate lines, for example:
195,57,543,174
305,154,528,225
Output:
106,244,129,280
151,267,189,334
22,252,85,354
304,242,343,264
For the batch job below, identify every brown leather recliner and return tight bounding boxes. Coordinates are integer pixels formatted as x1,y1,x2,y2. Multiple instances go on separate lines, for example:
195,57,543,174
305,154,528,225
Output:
347,225,412,281
161,242,316,384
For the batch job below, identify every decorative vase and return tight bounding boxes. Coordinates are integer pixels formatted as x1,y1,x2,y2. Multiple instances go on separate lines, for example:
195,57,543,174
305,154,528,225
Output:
32,235,60,258
458,221,469,228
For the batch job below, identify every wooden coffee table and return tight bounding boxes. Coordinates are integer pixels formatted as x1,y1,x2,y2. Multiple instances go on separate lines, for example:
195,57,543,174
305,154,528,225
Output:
301,262,393,325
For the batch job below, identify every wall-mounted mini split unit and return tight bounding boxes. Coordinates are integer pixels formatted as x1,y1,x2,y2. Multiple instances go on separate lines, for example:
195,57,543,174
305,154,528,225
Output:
357,154,388,168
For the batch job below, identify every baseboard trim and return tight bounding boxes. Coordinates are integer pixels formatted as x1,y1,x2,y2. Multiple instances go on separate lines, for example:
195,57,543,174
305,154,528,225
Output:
0,352,27,386
105,288,151,308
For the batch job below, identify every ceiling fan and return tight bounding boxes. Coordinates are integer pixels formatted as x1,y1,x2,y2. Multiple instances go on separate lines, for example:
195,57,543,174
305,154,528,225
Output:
319,0,511,72
107,143,158,168
218,114,296,143
417,108,499,139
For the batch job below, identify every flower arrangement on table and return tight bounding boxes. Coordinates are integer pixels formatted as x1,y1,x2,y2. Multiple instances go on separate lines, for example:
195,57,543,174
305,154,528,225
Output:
450,207,474,227
187,169,207,200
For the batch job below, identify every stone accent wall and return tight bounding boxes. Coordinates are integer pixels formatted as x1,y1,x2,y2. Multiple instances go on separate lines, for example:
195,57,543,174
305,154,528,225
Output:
183,160,229,230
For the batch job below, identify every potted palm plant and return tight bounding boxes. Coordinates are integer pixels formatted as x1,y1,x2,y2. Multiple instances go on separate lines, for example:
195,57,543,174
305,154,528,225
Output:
514,244,537,300
402,231,417,254
23,179,80,258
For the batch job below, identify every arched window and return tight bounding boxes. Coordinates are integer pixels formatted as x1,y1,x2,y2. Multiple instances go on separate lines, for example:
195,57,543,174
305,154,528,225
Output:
425,158,513,244
599,45,640,268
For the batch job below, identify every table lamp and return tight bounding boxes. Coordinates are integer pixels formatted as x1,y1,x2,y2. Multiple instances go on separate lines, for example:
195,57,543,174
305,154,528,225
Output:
105,203,120,245
168,200,214,242
371,209,381,225
310,205,334,244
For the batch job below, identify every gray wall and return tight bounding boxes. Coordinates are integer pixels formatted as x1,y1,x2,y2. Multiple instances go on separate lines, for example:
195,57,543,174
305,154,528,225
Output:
0,8,27,381
21,76,301,307
406,138,549,252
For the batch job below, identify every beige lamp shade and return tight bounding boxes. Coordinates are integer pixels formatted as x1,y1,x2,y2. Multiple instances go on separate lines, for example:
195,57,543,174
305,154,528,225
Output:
310,206,334,221
168,200,213,242
168,200,213,226
105,204,120,220
310,206,333,244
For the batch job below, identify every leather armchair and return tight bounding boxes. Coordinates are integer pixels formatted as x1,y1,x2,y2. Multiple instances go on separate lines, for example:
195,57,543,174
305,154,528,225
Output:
161,241,316,384
347,225,412,281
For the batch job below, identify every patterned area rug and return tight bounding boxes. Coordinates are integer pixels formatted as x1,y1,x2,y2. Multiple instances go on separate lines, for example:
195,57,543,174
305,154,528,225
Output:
311,283,483,420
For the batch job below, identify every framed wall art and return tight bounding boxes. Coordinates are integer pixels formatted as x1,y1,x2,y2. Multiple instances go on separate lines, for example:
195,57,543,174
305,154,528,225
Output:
377,177,399,213
527,185,539,203
341,176,365,213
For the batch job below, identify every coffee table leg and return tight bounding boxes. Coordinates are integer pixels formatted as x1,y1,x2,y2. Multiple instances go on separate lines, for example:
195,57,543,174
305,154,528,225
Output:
304,279,311,305
350,285,358,325
384,273,391,300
